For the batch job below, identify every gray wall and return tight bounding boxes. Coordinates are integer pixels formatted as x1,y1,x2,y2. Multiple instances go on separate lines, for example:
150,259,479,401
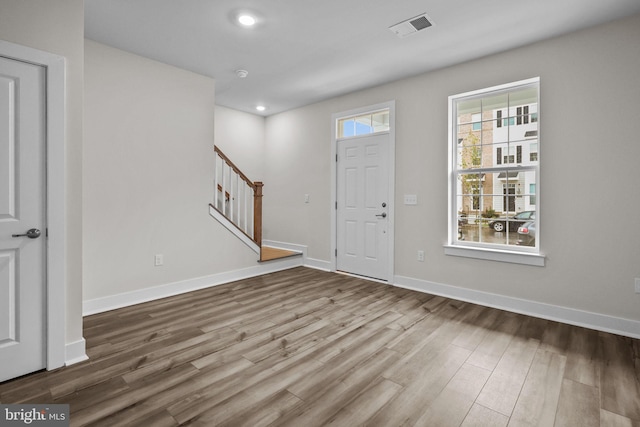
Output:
84,40,258,301
214,105,265,181
263,13,640,322
0,0,84,347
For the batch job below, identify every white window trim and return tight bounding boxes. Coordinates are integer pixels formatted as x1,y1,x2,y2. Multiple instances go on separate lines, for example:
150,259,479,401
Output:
445,77,545,266
443,244,545,266
336,108,391,139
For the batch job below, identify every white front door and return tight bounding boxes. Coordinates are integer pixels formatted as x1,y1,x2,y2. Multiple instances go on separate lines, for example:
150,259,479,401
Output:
337,133,390,281
0,56,47,382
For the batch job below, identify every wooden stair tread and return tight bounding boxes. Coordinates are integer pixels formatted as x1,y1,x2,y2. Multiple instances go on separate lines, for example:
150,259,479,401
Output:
260,246,302,262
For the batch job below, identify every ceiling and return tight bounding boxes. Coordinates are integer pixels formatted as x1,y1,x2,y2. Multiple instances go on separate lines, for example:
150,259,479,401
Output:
84,0,640,116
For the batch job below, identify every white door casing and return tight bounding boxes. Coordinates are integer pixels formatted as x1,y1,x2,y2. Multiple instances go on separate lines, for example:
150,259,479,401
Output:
0,39,68,379
337,133,390,280
331,101,395,282
0,56,47,381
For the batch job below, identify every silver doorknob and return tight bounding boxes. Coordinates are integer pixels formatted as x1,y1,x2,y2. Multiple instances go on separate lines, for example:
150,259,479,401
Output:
375,212,387,218
12,228,41,239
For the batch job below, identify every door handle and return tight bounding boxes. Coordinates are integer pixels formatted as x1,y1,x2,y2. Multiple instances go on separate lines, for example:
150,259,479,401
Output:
375,212,387,218
12,228,41,239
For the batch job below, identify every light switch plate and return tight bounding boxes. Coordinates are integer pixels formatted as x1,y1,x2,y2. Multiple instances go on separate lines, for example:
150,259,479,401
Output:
404,194,417,205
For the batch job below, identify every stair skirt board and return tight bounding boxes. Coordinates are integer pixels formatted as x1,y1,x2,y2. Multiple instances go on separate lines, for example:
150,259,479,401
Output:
209,204,260,254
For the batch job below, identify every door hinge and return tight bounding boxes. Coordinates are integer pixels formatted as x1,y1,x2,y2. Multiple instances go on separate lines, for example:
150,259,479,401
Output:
335,201,337,210
335,249,337,257
336,154,338,162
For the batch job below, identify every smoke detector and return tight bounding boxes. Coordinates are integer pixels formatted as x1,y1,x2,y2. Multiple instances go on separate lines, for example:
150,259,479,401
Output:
235,69,249,78
389,13,433,38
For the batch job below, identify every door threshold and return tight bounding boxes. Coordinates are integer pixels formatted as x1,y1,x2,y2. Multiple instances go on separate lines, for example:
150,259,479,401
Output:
336,270,388,284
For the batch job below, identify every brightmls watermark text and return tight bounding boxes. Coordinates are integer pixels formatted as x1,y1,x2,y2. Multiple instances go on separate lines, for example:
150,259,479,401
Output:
1,405,69,426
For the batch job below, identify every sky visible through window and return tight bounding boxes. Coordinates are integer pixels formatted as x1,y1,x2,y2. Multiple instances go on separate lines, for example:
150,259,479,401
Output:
337,109,390,138
341,119,373,137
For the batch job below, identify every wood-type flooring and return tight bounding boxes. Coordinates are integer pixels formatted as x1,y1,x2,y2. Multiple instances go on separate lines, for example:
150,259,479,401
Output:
1,267,639,426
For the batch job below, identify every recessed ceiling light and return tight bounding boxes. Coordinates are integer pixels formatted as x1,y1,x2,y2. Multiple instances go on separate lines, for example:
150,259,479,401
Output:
256,105,266,112
238,14,256,26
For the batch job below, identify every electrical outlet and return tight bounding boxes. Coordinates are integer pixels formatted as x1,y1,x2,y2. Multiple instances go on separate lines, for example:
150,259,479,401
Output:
304,194,310,203
635,278,640,294
417,250,425,262
154,254,163,266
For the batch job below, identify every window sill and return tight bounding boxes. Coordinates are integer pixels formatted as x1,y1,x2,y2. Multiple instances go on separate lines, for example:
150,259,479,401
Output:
443,244,545,267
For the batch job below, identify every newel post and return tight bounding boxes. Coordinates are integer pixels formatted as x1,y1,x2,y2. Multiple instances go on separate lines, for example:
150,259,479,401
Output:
253,182,264,247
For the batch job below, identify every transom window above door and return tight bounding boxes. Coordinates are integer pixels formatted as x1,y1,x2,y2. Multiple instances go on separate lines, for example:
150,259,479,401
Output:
337,109,390,138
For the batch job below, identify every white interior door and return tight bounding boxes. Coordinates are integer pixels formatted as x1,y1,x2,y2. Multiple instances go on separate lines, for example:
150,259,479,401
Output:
0,56,46,382
337,133,390,281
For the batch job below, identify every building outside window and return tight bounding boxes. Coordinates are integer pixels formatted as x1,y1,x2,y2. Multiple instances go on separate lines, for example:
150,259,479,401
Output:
530,142,538,161
448,78,540,257
529,183,537,205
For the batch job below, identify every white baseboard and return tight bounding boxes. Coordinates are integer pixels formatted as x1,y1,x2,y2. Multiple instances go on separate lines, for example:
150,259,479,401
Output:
304,257,332,272
83,257,303,316
64,338,88,366
394,275,640,340
83,238,638,340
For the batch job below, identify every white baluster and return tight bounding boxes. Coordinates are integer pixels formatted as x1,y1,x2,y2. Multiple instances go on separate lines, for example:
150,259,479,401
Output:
214,152,219,209
249,185,254,239
229,167,236,222
221,161,227,216
243,182,248,234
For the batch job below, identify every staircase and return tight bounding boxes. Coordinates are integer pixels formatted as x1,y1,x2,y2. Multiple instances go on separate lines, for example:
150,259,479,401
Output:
210,146,301,262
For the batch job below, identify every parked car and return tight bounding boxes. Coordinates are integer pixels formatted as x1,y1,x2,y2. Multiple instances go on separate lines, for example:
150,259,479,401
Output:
488,210,535,232
517,221,536,246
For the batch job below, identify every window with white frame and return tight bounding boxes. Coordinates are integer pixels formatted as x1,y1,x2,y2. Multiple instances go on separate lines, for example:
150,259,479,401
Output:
337,109,390,138
448,78,540,259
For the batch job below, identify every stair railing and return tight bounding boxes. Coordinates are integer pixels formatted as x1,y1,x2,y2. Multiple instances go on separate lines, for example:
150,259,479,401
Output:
212,146,263,247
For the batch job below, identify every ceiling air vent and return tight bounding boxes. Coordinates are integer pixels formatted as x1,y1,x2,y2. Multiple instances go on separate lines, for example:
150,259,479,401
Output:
389,13,433,38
